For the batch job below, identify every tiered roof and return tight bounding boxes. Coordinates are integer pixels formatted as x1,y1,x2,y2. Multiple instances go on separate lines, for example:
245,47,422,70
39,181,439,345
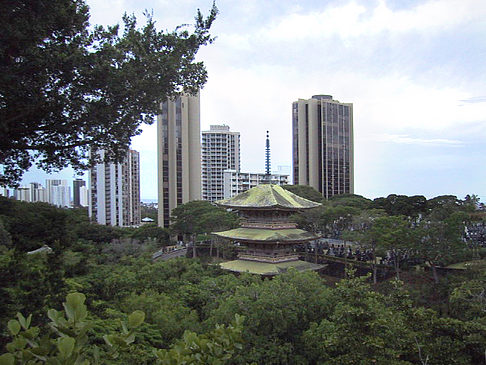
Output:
213,227,319,243
216,184,320,210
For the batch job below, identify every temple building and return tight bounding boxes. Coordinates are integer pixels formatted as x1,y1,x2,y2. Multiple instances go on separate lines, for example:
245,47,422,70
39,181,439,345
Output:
213,184,324,276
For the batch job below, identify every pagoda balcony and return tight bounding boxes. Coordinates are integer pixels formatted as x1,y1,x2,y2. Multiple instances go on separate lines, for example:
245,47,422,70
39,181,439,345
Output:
238,253,300,263
240,221,297,229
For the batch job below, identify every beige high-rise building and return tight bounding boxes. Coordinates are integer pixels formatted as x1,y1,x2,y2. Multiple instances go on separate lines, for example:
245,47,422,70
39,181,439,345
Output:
202,125,240,201
157,94,201,228
292,95,354,199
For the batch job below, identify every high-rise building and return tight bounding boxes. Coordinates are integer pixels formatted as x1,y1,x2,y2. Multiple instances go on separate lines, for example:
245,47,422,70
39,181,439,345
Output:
14,186,31,202
46,179,70,207
292,95,354,199
157,94,201,228
223,170,289,199
0,188,9,198
79,185,88,207
89,149,141,226
73,178,87,207
13,183,47,203
202,125,240,201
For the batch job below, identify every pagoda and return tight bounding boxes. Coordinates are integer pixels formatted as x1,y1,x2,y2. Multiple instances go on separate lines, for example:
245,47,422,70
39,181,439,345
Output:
213,184,324,276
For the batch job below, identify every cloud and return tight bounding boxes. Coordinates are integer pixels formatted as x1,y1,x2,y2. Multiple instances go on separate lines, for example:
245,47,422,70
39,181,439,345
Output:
263,0,486,41
374,134,464,146
460,96,486,104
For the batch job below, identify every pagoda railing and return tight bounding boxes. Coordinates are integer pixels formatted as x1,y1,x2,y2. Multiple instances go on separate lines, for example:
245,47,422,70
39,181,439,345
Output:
240,222,297,229
239,253,300,263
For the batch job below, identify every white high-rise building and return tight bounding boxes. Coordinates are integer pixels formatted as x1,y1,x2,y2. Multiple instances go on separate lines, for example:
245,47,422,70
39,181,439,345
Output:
0,188,9,198
89,149,141,226
13,183,47,203
292,94,354,199
14,186,31,202
79,185,88,207
223,170,289,199
202,125,240,201
46,179,70,207
157,94,201,228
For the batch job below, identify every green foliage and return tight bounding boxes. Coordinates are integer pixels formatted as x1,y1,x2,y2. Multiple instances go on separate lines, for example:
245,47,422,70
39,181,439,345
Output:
170,200,239,238
1,0,218,186
207,270,334,364
371,194,427,217
154,314,245,365
302,274,413,364
130,224,169,245
1,293,246,365
281,185,323,203
414,210,467,282
2,196,486,364
328,193,372,210
0,198,74,252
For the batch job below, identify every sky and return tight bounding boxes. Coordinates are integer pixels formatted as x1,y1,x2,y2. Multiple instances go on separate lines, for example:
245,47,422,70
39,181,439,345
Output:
21,0,486,201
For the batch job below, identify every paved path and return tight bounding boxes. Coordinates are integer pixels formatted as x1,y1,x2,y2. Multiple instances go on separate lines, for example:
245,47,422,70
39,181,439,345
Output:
152,248,187,261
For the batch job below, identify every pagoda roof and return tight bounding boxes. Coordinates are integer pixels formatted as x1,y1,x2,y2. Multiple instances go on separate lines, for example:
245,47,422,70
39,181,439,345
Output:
220,259,324,275
213,227,319,242
216,184,321,210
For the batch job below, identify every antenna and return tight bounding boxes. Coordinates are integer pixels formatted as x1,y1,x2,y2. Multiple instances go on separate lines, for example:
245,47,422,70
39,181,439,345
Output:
265,131,271,177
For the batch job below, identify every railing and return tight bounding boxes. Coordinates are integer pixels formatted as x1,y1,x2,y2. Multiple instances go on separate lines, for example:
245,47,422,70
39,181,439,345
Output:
241,222,297,229
239,253,300,263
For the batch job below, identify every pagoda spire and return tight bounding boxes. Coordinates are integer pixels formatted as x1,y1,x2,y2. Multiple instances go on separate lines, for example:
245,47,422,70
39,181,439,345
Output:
264,131,271,181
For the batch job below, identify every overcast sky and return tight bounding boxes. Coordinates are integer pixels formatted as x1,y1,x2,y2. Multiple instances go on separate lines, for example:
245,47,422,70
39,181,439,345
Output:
21,0,486,201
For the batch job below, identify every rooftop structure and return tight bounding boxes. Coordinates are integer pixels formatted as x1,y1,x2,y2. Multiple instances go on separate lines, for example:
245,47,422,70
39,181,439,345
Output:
213,184,323,276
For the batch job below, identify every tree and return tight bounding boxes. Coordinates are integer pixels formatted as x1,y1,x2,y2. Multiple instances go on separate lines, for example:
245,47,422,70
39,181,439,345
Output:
0,0,218,186
170,200,239,242
371,194,427,217
281,185,323,203
414,210,467,283
369,215,412,280
302,273,413,364
343,209,386,284
328,193,372,210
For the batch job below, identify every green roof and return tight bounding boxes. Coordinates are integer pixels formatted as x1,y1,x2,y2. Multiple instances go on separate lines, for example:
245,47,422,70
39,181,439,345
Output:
216,184,321,210
220,259,324,275
213,227,319,242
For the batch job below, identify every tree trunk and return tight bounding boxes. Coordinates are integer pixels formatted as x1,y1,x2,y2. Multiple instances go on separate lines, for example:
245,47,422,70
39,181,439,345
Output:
372,242,377,284
430,262,439,284
209,240,213,257
192,234,197,258
395,260,400,281
315,243,318,264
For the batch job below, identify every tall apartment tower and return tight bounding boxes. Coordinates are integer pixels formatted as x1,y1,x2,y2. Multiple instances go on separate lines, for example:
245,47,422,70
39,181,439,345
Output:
157,94,201,228
202,125,240,201
45,179,70,207
14,183,47,203
292,95,354,199
89,149,141,226
73,178,86,207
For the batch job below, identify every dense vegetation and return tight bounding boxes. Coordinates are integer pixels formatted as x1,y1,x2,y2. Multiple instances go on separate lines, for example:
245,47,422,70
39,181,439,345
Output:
0,0,217,186
1,194,486,364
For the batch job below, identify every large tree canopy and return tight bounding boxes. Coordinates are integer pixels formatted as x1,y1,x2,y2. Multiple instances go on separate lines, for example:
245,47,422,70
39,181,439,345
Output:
0,0,218,186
